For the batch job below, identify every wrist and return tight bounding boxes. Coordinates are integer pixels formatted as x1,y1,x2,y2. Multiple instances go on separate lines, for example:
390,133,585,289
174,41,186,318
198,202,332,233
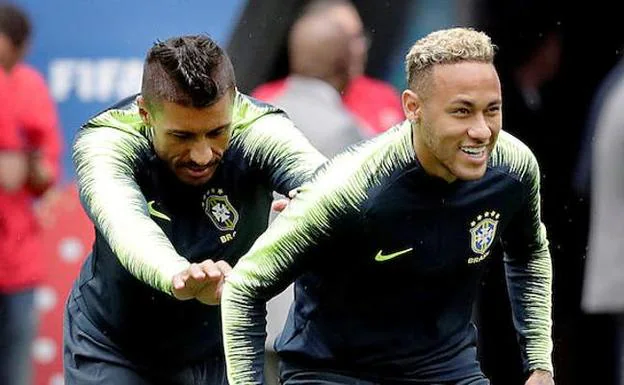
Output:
164,259,191,295
530,369,553,378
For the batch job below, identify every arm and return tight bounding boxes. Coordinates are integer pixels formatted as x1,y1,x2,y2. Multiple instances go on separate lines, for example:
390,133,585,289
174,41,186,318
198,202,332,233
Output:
222,180,358,384
73,125,190,294
0,74,26,191
20,72,63,194
234,113,327,194
501,152,554,378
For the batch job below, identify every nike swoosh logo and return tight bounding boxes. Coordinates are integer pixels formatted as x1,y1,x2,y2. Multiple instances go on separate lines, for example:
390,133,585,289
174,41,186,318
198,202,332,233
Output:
147,200,171,222
374,247,413,262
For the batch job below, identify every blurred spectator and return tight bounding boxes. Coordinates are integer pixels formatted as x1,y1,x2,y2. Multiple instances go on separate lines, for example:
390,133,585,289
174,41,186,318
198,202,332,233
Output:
0,3,62,385
264,12,364,384
0,69,26,192
272,10,364,157
252,0,404,136
582,56,624,385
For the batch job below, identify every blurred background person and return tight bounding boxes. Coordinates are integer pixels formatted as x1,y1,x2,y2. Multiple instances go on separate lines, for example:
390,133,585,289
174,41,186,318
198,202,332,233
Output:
582,55,624,385
476,1,622,383
0,69,26,193
252,0,404,136
0,3,62,385
272,10,364,157
264,13,365,384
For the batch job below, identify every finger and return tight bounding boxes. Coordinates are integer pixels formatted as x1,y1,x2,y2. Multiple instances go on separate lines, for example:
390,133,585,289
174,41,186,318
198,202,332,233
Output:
214,260,233,276
271,199,289,213
172,273,188,290
189,263,207,280
199,260,222,280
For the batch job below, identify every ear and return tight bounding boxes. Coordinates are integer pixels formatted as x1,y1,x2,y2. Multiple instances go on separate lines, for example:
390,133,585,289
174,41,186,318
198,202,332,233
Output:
401,89,422,123
136,96,151,126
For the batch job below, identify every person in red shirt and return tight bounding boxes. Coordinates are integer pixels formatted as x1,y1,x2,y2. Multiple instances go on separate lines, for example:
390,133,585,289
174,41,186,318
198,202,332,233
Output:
0,69,26,192
252,0,404,136
0,4,62,385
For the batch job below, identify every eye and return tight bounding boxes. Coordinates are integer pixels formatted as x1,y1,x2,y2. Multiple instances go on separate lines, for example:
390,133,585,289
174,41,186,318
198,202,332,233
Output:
452,107,471,116
207,127,227,139
170,132,192,140
486,105,502,115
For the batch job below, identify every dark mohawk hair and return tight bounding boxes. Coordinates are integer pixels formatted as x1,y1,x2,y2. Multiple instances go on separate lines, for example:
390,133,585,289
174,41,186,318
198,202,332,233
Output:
141,35,236,109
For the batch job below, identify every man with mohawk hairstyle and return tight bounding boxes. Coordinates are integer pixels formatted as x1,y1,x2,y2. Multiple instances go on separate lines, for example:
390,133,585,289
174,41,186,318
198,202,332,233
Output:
63,35,325,384
221,27,555,385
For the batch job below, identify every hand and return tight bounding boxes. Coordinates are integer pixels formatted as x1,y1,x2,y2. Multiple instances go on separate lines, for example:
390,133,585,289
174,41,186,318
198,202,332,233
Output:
525,370,554,385
0,151,28,191
171,259,232,305
33,187,62,228
271,187,301,213
27,152,54,194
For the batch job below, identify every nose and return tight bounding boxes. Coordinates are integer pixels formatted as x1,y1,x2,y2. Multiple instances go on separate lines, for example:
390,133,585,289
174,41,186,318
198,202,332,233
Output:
189,141,213,166
468,113,492,142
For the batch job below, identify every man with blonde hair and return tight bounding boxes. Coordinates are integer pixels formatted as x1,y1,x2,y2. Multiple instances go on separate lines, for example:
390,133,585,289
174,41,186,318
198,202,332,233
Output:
221,27,554,385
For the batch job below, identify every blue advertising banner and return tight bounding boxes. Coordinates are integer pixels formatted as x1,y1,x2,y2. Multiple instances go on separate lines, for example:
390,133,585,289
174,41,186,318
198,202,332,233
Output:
14,0,246,179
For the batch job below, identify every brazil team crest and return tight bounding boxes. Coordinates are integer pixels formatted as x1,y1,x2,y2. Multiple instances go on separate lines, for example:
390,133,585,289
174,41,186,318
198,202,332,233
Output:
203,188,239,231
468,210,500,264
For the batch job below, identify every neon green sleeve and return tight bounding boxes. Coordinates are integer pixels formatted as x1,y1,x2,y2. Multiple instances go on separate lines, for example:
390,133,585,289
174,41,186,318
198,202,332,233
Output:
230,108,327,194
73,121,189,295
495,132,554,374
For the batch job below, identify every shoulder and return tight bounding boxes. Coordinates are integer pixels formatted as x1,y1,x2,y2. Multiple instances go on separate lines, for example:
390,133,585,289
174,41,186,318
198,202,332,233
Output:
231,92,282,131
81,95,146,138
11,64,47,88
489,130,540,186
596,66,624,133
230,91,299,144
251,78,287,101
350,76,399,95
75,97,151,163
306,122,413,204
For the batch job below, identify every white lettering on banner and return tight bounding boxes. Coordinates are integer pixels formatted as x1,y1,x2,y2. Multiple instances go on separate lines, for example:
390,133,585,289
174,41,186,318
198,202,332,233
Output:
49,58,143,103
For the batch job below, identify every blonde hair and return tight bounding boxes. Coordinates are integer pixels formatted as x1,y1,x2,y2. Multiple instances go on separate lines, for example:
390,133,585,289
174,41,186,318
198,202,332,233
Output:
405,27,496,94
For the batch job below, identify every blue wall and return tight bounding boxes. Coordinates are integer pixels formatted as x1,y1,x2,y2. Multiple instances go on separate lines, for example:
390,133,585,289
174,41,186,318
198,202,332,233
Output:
384,0,459,91
14,0,246,179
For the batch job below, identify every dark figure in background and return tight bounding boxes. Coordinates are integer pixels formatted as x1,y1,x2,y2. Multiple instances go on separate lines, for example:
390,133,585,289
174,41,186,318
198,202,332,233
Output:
272,9,364,157
263,12,365,384
582,56,624,385
477,4,620,382
253,0,404,135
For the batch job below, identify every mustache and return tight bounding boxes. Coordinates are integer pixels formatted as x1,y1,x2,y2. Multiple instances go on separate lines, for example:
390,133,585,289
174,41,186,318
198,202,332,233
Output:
179,159,221,169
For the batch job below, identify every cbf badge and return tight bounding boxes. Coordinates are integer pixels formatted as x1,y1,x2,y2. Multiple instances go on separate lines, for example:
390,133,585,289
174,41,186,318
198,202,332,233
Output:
467,210,500,264
203,188,239,231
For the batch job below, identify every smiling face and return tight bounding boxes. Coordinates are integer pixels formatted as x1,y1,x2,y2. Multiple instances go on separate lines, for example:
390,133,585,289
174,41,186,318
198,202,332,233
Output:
138,90,234,186
403,61,503,182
